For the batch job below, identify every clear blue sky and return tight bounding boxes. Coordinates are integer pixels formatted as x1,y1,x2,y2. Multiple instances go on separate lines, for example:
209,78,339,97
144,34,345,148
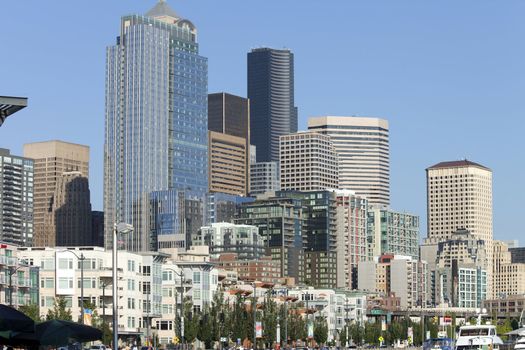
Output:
1,1,524,242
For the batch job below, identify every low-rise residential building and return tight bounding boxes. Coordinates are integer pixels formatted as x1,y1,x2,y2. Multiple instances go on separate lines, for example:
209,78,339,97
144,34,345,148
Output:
0,242,39,307
17,246,166,339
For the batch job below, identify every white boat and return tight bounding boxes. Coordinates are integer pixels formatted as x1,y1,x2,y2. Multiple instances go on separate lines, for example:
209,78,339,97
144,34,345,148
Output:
514,331,525,350
455,324,503,350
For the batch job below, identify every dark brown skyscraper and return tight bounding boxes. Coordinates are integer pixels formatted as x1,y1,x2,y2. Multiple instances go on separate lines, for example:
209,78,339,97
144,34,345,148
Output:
208,93,250,196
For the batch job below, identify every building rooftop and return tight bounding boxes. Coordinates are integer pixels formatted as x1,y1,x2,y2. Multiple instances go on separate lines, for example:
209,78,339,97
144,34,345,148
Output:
427,159,491,171
0,96,28,127
145,0,180,20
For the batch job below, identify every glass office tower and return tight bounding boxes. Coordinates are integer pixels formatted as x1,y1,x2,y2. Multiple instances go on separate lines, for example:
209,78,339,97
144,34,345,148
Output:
248,48,297,162
104,1,208,252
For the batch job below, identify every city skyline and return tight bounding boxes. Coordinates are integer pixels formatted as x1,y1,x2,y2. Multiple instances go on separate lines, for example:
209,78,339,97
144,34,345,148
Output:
1,0,524,242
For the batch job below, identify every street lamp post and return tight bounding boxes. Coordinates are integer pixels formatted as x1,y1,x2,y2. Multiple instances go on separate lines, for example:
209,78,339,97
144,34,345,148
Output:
284,300,288,349
59,250,86,323
113,223,134,350
253,282,257,350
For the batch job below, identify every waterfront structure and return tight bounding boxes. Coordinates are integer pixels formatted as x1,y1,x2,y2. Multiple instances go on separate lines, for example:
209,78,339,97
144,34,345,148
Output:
193,222,264,260
23,140,90,247
0,149,34,246
426,160,493,297
279,132,338,191
308,116,390,206
250,161,280,196
367,207,420,260
47,172,92,246
358,255,428,309
208,131,249,196
277,190,338,288
104,1,208,252
248,48,297,162
493,241,525,297
18,246,166,334
234,196,304,282
335,190,368,289
0,96,27,127
0,243,39,308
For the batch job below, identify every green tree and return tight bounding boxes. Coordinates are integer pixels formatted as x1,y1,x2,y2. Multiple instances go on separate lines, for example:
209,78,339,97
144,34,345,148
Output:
364,322,381,345
349,323,364,345
339,326,348,347
262,292,278,347
497,318,512,339
288,309,306,342
46,296,72,321
183,300,199,343
19,303,41,322
313,317,328,345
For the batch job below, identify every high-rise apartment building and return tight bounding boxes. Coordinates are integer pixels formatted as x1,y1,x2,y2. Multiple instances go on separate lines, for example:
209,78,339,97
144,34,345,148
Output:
308,116,390,206
248,48,297,162
0,96,27,127
335,190,368,289
367,207,420,260
0,149,34,246
48,172,92,247
208,131,249,196
426,160,493,297
279,132,339,191
23,140,89,247
104,1,208,251
234,196,304,282
277,190,338,288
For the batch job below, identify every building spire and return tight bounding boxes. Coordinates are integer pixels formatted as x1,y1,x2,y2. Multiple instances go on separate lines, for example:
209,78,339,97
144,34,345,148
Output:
146,0,180,20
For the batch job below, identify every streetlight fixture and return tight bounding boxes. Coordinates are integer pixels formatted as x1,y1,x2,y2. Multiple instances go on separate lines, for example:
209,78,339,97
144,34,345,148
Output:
113,222,134,350
58,249,86,324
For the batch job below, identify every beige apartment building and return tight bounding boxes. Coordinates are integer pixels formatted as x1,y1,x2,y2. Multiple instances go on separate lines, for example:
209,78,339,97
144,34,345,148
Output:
208,131,249,196
308,116,389,206
279,131,338,191
23,140,90,246
493,241,525,297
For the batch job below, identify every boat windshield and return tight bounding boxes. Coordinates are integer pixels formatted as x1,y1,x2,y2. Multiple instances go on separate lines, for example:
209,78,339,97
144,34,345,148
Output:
459,329,492,336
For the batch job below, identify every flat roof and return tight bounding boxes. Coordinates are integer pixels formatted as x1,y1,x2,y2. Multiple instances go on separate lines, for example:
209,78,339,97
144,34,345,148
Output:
0,96,28,126
427,159,490,171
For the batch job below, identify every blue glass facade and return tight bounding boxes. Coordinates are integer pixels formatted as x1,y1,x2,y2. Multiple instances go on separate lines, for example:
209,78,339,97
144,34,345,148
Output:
104,4,208,252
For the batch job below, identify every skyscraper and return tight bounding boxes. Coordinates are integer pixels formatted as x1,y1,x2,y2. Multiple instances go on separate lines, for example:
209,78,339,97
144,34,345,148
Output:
0,149,33,246
49,172,92,247
248,48,297,162
23,140,90,247
425,160,493,298
279,132,338,191
308,116,390,206
104,1,208,251
208,93,250,196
